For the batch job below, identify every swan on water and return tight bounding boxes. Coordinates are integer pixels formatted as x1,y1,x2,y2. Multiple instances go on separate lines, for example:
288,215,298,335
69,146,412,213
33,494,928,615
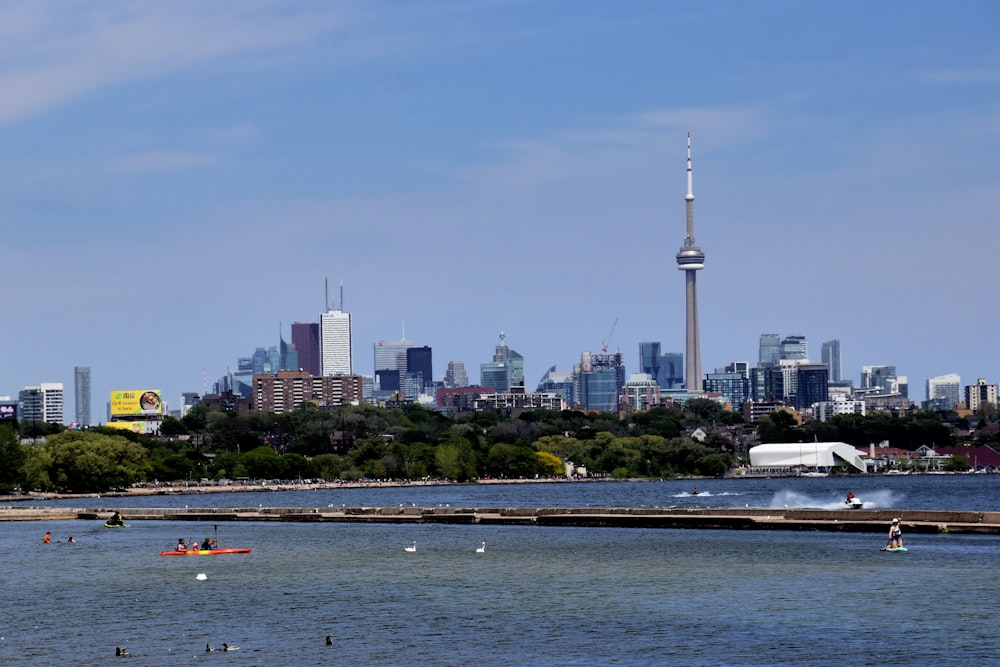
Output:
404,541,416,552
476,541,486,553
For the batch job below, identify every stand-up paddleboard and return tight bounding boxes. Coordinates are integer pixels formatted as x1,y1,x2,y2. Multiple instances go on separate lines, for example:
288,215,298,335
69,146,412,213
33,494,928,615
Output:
882,546,907,552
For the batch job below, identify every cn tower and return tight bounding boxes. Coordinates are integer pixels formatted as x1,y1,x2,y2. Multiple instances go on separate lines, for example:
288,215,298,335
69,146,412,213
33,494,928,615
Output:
676,132,704,391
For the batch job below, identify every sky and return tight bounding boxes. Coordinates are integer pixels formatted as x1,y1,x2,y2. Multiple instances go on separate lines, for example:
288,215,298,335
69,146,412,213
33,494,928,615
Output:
2,0,998,418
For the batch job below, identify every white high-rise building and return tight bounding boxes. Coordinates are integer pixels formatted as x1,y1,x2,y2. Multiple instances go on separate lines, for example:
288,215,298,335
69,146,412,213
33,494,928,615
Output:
19,382,65,424
966,378,999,413
320,309,352,376
926,373,961,407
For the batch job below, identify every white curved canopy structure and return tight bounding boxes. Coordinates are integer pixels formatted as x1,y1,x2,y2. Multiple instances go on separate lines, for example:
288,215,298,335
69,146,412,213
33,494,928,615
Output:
749,442,868,473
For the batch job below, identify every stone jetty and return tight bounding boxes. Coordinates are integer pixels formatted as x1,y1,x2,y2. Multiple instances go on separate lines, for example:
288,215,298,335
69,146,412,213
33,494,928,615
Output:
2,505,1000,535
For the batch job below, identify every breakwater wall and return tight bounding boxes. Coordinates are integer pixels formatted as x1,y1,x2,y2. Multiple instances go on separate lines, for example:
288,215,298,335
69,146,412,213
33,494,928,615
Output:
3,506,1000,535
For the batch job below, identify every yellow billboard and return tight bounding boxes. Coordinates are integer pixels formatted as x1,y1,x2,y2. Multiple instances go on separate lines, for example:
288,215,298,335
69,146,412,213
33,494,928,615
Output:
110,390,163,417
105,420,157,434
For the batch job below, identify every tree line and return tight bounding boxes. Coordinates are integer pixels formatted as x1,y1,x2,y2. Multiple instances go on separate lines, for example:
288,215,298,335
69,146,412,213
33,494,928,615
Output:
0,398,994,495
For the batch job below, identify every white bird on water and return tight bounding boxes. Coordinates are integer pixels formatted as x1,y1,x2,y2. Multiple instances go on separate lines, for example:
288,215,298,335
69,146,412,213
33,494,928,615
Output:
195,573,207,581
476,541,486,554
404,541,416,552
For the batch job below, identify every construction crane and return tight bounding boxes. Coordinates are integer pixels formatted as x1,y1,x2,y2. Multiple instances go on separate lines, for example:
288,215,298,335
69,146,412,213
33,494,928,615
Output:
601,317,619,354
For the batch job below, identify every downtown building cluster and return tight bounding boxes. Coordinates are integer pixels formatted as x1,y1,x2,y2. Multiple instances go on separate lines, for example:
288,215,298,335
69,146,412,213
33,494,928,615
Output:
4,137,997,429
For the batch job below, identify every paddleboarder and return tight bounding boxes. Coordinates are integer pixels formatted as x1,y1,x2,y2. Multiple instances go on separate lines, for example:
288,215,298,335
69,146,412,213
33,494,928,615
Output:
888,518,903,549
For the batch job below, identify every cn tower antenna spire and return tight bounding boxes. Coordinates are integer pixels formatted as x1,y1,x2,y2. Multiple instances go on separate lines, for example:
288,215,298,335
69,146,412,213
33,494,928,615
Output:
686,131,694,202
676,131,705,392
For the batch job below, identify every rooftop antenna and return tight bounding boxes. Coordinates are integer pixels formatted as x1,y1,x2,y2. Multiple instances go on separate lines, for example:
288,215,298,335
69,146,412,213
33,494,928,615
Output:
339,279,344,311
324,277,329,312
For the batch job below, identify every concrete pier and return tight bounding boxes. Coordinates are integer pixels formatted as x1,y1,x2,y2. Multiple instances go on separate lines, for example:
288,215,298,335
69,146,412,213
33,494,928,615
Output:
2,505,1000,535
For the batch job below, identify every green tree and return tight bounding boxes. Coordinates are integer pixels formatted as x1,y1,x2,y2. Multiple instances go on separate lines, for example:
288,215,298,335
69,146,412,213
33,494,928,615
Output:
40,431,147,493
0,424,26,493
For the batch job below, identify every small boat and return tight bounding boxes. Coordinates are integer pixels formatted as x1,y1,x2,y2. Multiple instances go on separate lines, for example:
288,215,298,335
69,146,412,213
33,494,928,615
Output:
845,497,863,509
159,548,252,556
689,488,700,496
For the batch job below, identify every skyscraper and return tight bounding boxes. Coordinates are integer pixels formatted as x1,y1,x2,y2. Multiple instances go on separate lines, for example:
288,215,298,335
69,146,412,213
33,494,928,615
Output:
675,133,705,391
821,339,842,382
758,334,781,367
74,366,91,427
780,335,808,361
926,373,961,408
406,346,433,391
445,361,469,388
291,322,320,376
480,332,523,392
320,309,352,376
639,342,684,390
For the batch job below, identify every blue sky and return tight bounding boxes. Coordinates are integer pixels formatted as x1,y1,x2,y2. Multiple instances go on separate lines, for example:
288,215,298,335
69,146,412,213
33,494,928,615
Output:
2,1,998,416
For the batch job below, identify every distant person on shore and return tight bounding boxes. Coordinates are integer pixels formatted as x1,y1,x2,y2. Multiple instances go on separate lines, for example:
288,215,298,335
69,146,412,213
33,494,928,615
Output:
889,518,903,549
43,531,51,544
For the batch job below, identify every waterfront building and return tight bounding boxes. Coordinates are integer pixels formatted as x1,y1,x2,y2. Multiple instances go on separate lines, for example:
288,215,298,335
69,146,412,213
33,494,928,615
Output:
821,339,842,383
74,366,91,427
676,133,705,391
966,378,999,414
291,322,321,376
926,373,961,409
320,309,353,375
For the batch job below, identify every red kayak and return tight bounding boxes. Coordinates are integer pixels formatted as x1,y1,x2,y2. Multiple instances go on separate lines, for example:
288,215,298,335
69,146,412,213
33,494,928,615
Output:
159,548,252,556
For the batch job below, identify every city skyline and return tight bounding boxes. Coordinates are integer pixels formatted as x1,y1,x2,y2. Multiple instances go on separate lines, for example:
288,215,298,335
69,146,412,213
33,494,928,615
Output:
2,2,997,412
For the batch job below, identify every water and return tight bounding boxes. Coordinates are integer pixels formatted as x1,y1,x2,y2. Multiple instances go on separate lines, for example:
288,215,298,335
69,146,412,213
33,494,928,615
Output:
4,475,999,665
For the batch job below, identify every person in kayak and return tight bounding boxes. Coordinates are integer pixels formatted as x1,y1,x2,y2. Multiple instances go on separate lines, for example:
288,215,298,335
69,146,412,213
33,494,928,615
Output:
889,518,903,549
201,537,216,551
176,538,188,552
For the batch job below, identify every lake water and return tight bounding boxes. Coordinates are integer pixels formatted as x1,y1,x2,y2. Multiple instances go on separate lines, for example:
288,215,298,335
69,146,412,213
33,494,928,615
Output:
4,475,999,666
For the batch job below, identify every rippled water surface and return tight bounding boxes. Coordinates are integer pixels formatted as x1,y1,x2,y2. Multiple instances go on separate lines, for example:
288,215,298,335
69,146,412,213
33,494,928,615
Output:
3,476,999,665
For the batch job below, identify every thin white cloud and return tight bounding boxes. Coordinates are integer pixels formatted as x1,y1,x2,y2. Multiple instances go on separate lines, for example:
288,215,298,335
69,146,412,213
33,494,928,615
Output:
0,2,356,126
918,64,1000,85
109,149,222,173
